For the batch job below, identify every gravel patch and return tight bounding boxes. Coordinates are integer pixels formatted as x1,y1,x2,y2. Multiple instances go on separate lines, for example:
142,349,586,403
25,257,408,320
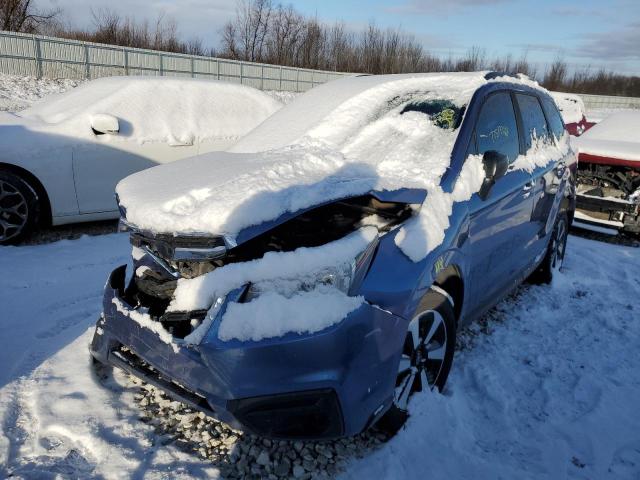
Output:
131,380,389,479
570,224,639,247
22,220,119,245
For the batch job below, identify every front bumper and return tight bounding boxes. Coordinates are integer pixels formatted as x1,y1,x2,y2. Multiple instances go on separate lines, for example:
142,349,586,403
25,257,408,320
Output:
90,265,407,439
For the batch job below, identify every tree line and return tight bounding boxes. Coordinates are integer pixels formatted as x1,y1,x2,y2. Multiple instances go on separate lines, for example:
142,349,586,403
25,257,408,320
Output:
2,0,639,97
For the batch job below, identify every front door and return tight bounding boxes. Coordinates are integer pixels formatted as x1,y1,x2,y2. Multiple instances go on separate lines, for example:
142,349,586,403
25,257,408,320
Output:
73,138,196,214
466,91,536,314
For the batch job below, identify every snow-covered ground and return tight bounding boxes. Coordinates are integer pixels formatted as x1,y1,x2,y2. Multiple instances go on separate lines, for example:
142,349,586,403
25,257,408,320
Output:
1,231,639,479
0,74,81,112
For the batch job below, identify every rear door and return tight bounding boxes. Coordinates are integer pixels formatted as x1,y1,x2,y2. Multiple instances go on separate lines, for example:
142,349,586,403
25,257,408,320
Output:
516,93,568,263
466,90,536,313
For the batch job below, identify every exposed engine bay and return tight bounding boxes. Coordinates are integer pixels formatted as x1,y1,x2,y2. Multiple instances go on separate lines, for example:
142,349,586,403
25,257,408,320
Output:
576,162,640,235
123,195,415,338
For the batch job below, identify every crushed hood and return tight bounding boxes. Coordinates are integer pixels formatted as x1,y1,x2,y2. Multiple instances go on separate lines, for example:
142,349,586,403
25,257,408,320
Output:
116,147,426,245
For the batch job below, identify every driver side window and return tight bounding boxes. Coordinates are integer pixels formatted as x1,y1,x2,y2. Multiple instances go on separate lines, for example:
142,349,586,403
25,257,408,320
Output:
474,92,520,163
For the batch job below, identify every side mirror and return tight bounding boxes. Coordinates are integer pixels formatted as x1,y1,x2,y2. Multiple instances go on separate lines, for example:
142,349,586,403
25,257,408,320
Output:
479,150,509,200
90,114,119,135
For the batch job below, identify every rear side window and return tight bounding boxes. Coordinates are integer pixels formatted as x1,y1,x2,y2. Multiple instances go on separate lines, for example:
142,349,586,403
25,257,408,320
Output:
541,97,565,141
515,93,550,150
474,92,520,163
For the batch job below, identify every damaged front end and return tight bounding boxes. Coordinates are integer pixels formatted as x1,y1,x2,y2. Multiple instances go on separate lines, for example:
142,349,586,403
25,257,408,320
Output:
120,192,418,339
576,159,640,235
91,190,422,439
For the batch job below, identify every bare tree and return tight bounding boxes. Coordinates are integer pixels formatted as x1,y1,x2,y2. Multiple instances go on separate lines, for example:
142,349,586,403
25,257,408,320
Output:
544,57,568,91
1,0,59,33
220,0,272,61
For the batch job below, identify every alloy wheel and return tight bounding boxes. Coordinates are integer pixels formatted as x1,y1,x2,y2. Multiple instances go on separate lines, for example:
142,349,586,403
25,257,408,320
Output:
394,310,448,410
0,179,29,243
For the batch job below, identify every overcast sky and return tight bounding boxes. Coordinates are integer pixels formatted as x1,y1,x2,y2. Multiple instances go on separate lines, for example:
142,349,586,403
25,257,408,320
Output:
42,0,640,75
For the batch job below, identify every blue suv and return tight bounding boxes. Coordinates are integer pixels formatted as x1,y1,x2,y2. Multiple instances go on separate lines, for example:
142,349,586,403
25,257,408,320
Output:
91,72,576,440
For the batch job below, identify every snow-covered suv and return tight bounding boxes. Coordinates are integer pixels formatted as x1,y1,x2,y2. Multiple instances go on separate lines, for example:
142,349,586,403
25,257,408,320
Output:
91,72,576,439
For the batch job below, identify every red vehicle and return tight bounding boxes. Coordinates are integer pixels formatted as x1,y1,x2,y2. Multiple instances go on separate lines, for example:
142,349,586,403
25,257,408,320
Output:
551,92,595,136
574,111,640,234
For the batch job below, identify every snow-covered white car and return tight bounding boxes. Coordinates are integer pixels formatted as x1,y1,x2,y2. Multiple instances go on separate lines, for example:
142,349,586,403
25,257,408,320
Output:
573,111,640,234
0,76,282,244
551,91,594,136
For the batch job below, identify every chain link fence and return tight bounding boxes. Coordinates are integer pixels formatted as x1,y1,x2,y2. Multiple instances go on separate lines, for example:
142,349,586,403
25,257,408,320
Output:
0,30,350,92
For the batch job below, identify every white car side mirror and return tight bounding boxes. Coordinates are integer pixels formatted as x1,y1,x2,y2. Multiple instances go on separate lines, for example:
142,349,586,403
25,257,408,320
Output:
90,114,119,135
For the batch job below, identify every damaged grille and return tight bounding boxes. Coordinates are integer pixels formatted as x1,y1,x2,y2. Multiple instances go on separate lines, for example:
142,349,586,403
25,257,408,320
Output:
124,194,414,339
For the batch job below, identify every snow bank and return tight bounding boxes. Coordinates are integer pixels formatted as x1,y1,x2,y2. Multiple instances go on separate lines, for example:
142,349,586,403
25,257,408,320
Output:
573,111,640,162
16,76,282,145
0,73,81,112
219,289,363,342
168,227,377,313
342,235,640,480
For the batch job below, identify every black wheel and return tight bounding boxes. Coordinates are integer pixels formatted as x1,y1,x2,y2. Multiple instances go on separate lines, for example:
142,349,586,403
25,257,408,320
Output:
0,171,40,245
529,211,569,285
376,288,456,435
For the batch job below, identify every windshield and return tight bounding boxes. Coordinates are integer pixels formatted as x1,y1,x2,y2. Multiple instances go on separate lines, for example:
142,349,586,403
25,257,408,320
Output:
230,73,481,154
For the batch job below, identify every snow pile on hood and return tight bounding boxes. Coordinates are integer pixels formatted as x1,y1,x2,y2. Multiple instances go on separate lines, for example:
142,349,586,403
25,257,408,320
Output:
118,72,563,262
551,91,586,124
16,76,282,144
573,111,640,162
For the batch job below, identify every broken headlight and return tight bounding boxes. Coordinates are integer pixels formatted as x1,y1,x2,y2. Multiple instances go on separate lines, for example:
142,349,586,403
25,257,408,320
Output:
242,234,379,303
244,262,356,302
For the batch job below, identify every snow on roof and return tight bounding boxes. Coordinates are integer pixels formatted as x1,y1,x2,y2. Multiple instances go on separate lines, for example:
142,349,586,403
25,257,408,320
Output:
574,110,640,162
18,76,283,144
551,91,586,124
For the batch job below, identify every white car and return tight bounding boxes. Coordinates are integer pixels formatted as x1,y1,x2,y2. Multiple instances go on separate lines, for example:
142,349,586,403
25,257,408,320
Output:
0,76,283,244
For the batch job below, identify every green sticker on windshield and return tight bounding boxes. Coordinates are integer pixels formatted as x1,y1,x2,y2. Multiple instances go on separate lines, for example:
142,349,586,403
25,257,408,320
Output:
434,109,456,129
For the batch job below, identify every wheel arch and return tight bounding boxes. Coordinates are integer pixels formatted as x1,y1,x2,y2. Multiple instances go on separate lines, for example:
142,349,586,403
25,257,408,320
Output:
432,264,464,322
0,162,52,226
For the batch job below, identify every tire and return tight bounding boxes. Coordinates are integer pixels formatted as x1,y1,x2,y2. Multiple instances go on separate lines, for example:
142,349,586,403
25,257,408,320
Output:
0,170,40,245
375,288,457,436
528,211,570,285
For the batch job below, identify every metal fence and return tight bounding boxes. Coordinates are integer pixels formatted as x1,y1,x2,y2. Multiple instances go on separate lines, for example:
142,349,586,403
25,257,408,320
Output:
579,93,640,111
0,30,350,92
2,30,640,106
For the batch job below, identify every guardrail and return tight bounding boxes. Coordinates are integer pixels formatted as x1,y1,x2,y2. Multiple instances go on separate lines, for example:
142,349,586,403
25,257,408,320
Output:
0,30,350,92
